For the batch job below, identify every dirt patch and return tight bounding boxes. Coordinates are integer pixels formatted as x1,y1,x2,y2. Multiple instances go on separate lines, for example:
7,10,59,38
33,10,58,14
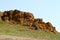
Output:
0,35,40,40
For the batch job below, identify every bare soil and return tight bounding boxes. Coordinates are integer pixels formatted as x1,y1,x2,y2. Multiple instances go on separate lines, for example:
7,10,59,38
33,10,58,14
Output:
0,35,40,40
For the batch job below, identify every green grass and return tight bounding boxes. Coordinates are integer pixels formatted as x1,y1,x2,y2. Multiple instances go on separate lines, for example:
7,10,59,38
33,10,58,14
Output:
0,21,60,40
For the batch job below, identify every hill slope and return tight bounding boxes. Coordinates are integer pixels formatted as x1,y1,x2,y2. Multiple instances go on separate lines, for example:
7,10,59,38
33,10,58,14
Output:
0,9,57,34
0,21,60,40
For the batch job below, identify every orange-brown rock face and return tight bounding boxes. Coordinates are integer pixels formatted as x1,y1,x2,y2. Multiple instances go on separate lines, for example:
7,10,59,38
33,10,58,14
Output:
0,12,3,20
32,18,46,31
0,9,57,34
45,22,57,33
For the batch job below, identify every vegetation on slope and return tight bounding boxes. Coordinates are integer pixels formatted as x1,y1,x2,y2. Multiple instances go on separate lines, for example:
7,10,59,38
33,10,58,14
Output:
0,21,60,40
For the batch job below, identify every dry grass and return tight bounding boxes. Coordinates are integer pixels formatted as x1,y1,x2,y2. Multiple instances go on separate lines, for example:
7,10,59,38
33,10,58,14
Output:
0,21,60,40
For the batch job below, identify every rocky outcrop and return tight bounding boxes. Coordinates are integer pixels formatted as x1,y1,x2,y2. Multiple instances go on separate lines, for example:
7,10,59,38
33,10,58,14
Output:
0,9,57,34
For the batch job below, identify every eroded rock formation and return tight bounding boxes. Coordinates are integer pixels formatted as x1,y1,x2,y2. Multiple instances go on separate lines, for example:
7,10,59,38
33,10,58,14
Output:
0,9,57,34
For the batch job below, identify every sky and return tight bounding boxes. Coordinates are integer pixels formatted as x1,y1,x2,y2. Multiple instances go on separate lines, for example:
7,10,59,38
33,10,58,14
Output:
0,0,60,32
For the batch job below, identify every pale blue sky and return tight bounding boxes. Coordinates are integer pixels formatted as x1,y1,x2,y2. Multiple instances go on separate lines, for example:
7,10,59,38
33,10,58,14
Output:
0,0,60,32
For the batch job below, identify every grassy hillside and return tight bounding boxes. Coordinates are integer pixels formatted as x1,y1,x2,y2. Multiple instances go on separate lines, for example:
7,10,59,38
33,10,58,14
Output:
0,21,60,40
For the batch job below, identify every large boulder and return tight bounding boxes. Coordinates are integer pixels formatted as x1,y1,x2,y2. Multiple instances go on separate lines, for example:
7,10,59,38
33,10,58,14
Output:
7,10,14,21
12,10,20,24
32,18,46,30
45,22,56,33
23,12,34,27
1,11,9,22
